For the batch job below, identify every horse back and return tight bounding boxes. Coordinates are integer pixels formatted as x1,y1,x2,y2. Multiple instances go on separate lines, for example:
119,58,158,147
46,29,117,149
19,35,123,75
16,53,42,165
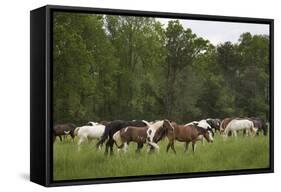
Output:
120,126,148,142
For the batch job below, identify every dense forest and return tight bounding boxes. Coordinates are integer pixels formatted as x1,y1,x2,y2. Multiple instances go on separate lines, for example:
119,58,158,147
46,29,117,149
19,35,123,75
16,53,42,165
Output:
53,12,270,124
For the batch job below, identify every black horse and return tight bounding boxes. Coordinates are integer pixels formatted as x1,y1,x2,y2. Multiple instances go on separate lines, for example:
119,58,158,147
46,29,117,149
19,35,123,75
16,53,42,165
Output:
250,117,268,136
96,120,147,155
206,118,221,132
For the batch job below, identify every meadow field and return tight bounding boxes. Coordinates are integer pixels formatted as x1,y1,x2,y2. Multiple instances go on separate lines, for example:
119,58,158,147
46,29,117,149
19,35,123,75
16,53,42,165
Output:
53,134,270,181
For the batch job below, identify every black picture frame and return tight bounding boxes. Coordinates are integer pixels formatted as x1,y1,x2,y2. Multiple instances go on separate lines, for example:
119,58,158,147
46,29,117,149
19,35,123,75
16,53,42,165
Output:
30,4,274,187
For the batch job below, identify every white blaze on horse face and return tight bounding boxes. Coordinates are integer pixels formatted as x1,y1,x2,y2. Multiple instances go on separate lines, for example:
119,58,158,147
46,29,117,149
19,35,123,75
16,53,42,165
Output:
208,130,214,142
124,127,129,132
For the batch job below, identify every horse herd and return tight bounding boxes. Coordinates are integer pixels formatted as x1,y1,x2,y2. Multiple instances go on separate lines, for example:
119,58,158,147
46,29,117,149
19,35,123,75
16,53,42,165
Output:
53,117,268,155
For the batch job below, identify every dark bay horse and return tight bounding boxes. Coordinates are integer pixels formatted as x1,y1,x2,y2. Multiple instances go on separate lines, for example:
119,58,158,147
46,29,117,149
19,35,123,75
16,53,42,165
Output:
249,117,268,136
53,123,76,143
113,120,174,153
166,122,213,154
96,120,148,155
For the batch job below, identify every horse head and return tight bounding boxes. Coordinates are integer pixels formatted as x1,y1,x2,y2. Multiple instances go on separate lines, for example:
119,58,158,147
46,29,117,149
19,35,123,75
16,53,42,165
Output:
153,120,174,142
196,126,214,143
201,129,213,143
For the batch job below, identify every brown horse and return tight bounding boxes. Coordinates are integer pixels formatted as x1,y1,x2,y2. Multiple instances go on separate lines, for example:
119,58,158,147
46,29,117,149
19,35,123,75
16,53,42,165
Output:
220,117,234,133
53,123,76,143
166,122,213,154
113,120,174,153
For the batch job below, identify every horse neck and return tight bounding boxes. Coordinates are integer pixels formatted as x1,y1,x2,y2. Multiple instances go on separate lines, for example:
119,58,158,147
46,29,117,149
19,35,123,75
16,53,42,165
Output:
194,126,205,135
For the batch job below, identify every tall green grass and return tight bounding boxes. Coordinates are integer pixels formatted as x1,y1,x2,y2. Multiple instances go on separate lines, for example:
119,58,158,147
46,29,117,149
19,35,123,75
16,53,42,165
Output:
53,134,269,181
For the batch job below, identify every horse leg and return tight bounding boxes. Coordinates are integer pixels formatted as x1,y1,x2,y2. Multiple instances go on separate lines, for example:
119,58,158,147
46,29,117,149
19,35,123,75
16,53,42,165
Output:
88,137,93,144
136,143,143,153
71,135,75,143
184,142,190,153
147,143,155,153
171,142,176,154
104,140,110,155
96,140,102,149
245,129,249,136
192,141,196,153
123,142,128,153
150,142,159,152
166,142,171,153
77,137,85,152
233,130,237,137
109,139,114,155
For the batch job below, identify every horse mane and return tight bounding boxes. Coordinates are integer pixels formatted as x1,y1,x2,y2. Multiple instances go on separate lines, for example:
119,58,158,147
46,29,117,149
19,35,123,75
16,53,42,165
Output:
163,119,174,130
150,120,164,130
142,120,150,126
194,125,207,134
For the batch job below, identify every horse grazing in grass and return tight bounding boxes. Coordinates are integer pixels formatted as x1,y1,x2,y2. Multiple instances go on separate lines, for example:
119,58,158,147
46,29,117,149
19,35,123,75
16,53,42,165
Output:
249,117,268,136
73,122,105,151
113,120,174,153
96,120,148,155
53,123,76,143
223,119,257,138
166,122,214,154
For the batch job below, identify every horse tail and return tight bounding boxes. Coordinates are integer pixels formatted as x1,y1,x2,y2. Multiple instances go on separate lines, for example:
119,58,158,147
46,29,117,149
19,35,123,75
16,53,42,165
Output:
96,126,110,148
142,120,150,126
74,127,80,136
113,131,123,148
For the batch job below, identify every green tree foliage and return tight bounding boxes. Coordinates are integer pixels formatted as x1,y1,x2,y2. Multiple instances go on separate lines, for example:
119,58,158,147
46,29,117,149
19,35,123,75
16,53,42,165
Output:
53,13,270,124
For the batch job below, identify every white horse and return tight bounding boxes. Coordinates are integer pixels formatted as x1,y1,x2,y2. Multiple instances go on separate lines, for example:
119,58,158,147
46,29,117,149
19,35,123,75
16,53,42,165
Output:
74,123,105,151
223,119,257,138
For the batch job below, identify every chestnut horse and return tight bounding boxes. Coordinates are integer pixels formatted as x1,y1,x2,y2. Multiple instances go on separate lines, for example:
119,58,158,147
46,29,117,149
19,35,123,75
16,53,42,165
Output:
166,122,213,154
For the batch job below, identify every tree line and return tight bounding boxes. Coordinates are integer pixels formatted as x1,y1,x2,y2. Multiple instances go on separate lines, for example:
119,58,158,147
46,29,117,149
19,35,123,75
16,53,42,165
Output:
53,12,270,124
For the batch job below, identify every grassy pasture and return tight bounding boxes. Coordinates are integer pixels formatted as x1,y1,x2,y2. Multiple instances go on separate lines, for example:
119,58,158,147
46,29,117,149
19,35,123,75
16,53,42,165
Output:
53,134,269,181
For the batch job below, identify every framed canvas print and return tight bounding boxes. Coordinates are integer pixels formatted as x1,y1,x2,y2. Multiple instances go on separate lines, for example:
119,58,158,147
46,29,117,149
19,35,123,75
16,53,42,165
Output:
30,5,274,187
